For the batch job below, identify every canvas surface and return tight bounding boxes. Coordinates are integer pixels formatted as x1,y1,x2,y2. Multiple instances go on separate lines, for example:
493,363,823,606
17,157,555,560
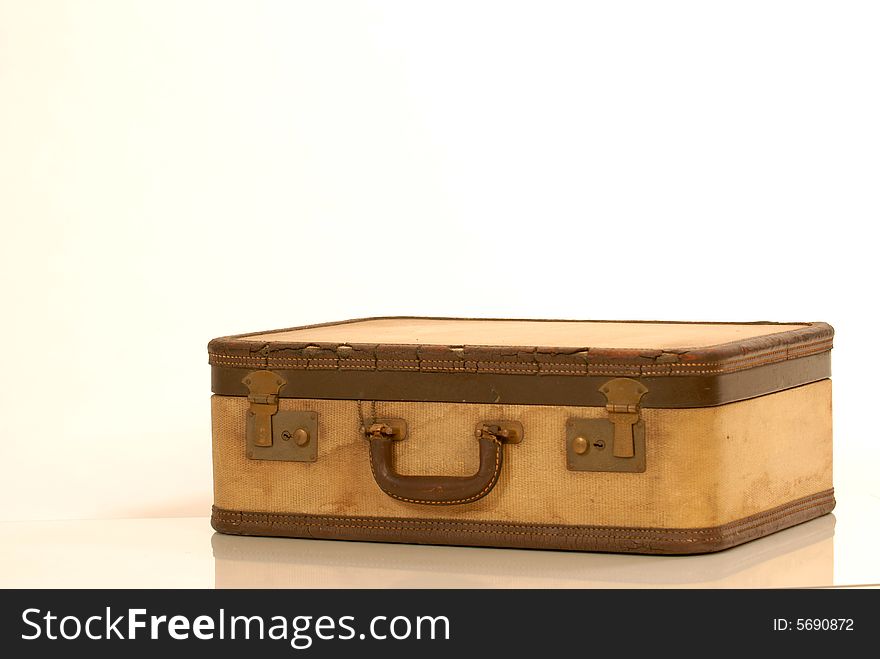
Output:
242,318,807,349
212,380,832,530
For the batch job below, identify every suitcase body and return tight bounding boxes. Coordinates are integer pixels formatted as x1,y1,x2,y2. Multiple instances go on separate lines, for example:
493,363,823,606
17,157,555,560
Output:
208,317,834,554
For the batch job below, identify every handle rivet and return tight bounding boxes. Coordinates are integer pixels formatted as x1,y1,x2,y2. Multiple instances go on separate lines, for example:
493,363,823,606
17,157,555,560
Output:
281,430,292,441
572,436,589,455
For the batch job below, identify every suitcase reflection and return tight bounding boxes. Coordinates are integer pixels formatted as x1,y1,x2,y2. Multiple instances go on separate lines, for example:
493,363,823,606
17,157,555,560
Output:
212,514,833,589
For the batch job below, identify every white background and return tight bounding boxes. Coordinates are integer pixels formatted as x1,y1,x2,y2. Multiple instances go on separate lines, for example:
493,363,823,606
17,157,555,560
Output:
0,1,877,523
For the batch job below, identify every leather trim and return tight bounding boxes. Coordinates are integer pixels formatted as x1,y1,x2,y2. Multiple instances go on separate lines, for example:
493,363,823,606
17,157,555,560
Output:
208,317,833,375
211,352,831,408
211,489,835,555
209,317,832,407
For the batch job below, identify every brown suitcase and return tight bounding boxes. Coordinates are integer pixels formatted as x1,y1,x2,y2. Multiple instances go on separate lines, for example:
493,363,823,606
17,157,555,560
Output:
208,317,834,554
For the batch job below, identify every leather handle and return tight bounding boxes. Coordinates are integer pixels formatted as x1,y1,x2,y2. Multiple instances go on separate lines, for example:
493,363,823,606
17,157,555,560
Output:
368,434,504,505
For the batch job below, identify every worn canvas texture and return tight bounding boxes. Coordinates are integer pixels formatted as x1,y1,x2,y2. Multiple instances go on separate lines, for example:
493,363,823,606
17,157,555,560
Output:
212,381,832,530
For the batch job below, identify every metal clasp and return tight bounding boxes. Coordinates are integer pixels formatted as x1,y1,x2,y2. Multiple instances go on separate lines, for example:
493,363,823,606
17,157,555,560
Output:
242,371,318,462
600,378,648,458
243,371,286,447
566,378,648,473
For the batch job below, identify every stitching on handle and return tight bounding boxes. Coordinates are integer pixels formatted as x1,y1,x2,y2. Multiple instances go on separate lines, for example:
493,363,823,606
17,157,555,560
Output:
368,436,503,506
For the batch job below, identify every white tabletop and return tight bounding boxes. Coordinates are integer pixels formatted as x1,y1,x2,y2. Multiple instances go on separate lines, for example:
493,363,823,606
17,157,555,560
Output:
1,488,878,589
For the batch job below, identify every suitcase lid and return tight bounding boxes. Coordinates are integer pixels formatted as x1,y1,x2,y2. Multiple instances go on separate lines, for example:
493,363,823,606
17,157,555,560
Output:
208,317,832,408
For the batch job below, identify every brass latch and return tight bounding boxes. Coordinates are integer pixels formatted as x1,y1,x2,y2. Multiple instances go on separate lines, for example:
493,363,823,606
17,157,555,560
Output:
600,378,648,458
566,378,648,473
243,370,286,447
243,370,318,463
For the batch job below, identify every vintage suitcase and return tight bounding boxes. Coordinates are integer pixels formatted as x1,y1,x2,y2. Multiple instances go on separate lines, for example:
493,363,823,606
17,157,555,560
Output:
208,317,834,554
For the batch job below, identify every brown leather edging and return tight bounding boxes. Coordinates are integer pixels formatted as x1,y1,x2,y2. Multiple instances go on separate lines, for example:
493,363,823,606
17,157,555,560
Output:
209,317,833,408
208,337,832,375
211,351,831,409
208,317,833,375
210,489,835,555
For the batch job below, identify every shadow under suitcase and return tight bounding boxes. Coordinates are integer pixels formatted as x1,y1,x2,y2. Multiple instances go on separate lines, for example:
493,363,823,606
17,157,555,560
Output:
212,513,834,589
